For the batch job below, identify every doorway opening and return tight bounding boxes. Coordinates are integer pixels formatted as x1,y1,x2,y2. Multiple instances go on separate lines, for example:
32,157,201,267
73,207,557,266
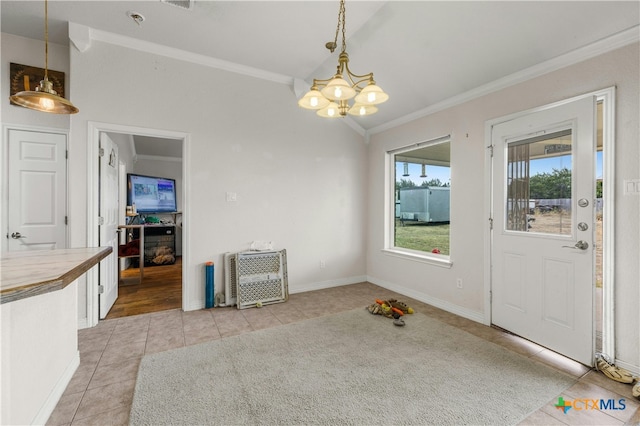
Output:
486,88,614,366
106,133,184,319
86,122,189,327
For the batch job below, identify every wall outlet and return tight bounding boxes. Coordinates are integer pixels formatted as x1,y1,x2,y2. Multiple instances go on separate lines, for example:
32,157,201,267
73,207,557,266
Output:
226,192,237,202
456,278,463,289
320,260,326,269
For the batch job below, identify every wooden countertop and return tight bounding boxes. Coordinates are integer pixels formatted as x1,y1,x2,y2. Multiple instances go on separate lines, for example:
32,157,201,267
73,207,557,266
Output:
0,247,112,304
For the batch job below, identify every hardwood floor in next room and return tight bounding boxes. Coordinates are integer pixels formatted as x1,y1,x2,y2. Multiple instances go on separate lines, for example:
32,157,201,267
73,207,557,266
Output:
106,257,182,319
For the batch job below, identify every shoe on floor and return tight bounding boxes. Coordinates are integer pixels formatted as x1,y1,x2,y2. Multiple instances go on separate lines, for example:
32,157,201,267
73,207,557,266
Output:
596,357,635,384
633,381,640,399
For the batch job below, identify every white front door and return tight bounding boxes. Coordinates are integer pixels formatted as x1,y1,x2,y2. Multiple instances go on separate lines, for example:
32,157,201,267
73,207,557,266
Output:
6,129,67,251
98,133,119,319
491,96,596,366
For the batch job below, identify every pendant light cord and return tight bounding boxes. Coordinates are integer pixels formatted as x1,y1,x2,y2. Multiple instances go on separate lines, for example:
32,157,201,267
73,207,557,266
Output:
44,0,49,80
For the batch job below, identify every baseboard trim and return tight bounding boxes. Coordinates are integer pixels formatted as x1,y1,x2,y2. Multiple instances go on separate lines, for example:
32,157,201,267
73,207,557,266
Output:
366,275,485,324
291,276,368,294
32,351,80,425
615,359,640,377
78,317,89,330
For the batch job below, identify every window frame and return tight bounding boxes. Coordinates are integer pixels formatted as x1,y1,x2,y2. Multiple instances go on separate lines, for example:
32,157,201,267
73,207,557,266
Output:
384,135,453,268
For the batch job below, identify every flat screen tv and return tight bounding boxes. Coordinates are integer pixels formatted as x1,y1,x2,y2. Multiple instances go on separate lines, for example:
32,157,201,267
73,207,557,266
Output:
127,173,177,213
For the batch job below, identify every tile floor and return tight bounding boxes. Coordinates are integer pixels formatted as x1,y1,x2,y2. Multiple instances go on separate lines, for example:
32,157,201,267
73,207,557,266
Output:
47,282,639,425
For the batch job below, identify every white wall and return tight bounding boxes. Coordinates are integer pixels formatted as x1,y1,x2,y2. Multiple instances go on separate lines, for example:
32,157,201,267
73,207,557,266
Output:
366,43,640,371
68,40,368,315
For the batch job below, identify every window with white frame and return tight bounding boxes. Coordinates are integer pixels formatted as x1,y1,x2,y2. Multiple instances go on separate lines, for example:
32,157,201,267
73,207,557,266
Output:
388,137,451,257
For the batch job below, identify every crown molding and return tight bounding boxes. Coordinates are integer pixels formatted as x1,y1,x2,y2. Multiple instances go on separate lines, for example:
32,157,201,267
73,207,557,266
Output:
136,154,182,163
69,23,293,86
367,25,640,136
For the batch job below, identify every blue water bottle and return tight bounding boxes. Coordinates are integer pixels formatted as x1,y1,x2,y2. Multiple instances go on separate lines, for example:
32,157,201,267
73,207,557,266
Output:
205,261,214,308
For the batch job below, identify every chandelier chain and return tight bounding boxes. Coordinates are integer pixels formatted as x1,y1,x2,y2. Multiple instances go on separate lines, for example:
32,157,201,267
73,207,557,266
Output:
332,0,347,54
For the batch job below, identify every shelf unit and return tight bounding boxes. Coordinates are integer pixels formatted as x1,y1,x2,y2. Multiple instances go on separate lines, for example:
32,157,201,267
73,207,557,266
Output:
117,225,144,285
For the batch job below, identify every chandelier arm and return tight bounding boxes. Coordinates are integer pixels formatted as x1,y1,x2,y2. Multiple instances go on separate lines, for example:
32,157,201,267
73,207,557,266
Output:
341,64,374,91
311,77,335,89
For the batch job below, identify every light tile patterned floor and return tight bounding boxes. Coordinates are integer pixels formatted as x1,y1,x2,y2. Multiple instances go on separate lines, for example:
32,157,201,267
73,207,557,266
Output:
46,282,639,425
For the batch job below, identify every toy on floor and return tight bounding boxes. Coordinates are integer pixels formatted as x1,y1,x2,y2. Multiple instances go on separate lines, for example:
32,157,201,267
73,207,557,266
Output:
366,298,415,326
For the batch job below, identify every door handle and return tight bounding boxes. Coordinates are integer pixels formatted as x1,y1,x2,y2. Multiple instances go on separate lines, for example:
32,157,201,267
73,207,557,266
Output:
563,240,589,250
10,232,25,239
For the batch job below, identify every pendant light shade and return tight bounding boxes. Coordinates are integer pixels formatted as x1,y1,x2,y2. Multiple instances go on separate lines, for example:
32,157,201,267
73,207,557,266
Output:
348,103,378,117
298,88,330,110
320,75,356,101
354,83,389,105
9,0,79,114
10,78,79,114
317,102,342,118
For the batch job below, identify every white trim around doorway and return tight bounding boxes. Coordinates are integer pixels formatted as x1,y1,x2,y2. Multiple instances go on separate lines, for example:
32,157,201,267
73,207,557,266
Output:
85,121,191,328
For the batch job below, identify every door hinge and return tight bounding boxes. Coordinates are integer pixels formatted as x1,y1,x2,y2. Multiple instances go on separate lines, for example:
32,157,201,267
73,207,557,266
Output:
98,285,105,294
489,217,494,230
489,290,492,303
99,148,105,157
98,216,105,226
487,145,494,157
66,150,69,159
65,216,68,225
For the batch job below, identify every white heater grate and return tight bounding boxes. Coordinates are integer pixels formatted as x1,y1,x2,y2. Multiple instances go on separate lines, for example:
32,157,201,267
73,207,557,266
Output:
235,249,288,309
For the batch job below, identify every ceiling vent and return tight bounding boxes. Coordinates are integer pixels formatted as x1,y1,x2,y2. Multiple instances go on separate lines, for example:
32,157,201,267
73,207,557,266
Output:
160,0,193,11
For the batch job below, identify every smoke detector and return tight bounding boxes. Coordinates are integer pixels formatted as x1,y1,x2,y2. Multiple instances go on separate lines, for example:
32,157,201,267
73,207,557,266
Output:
161,0,194,10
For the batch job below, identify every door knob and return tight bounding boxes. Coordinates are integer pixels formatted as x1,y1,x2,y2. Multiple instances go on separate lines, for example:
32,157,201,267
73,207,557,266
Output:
563,240,589,250
10,232,25,239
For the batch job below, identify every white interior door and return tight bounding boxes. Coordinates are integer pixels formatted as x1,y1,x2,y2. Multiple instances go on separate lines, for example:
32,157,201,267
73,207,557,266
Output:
99,133,119,319
491,96,596,366
7,129,67,251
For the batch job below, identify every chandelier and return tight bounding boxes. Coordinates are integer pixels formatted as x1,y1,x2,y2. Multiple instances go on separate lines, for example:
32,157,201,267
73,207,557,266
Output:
9,0,79,114
298,0,388,118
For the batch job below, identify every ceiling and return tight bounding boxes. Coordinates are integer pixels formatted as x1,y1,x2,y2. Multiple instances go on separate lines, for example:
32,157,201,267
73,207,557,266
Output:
2,0,639,156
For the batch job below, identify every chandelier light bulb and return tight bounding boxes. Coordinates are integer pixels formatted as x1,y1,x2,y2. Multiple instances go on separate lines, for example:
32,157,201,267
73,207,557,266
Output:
317,102,341,118
298,88,329,110
355,84,389,105
321,76,356,101
348,103,377,117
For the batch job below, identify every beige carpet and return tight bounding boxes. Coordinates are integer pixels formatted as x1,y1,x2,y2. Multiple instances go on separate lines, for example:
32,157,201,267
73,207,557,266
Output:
130,308,576,425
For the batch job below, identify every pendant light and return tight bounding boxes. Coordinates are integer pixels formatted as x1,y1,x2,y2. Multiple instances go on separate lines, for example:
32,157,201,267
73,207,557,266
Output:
9,0,79,114
298,0,388,118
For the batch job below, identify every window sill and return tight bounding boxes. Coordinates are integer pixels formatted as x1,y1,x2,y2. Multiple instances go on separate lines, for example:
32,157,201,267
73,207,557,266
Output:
381,248,453,268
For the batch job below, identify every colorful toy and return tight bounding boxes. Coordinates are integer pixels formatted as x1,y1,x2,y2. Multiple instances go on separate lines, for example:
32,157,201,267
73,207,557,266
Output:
366,298,415,322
